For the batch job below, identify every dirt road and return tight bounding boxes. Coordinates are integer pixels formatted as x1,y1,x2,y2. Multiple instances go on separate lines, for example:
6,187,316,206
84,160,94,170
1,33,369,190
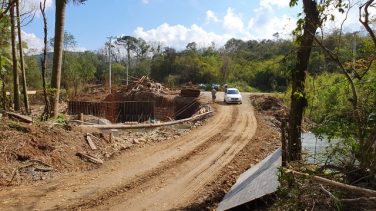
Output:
0,92,270,211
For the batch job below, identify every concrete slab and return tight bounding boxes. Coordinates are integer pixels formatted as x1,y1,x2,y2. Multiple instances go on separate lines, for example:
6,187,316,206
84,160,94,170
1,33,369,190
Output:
88,119,118,137
102,129,119,137
216,147,281,211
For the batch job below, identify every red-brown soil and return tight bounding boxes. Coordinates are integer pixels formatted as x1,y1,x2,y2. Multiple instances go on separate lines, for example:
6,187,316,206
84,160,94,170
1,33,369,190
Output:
0,92,282,210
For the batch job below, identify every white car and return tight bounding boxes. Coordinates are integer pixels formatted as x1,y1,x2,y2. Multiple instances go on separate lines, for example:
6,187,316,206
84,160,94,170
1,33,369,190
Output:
224,88,242,104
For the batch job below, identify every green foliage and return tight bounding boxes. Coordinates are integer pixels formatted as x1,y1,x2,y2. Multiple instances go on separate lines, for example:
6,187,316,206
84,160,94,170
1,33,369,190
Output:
289,0,298,7
56,114,66,125
48,88,57,96
40,113,48,121
305,72,349,122
333,191,343,211
61,51,98,96
306,65,376,178
165,74,179,88
293,91,303,99
25,55,43,90
225,81,259,93
276,167,295,196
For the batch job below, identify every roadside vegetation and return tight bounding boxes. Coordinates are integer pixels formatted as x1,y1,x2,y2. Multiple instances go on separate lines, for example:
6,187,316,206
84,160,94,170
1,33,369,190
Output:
1,0,376,210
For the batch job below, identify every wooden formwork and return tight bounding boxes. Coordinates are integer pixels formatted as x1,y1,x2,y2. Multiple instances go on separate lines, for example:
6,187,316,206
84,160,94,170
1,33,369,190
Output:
68,101,155,123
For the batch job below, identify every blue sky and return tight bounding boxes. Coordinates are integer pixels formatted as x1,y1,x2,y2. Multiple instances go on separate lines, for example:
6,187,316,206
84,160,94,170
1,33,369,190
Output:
20,0,361,53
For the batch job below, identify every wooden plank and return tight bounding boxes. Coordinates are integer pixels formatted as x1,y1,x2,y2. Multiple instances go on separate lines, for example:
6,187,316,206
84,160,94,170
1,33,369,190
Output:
5,111,33,123
86,134,97,150
217,148,281,211
77,153,103,164
180,89,200,97
6,91,38,95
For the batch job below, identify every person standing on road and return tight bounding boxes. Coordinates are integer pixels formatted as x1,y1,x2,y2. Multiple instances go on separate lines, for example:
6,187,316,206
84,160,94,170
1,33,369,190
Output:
211,86,217,104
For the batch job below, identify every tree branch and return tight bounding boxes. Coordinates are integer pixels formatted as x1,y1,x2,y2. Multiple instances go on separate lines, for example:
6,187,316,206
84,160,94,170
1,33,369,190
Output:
320,184,376,202
285,168,376,196
359,0,376,48
0,0,16,20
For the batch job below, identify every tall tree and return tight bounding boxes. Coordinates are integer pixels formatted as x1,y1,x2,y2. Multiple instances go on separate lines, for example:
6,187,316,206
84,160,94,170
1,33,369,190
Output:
136,37,150,61
288,0,321,161
118,36,138,68
10,0,19,111
40,0,50,119
0,1,12,110
16,0,28,113
51,0,86,118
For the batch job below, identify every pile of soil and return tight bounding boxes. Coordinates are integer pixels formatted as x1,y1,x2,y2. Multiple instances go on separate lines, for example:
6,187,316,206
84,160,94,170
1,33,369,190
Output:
0,117,105,186
251,95,314,132
0,109,206,187
251,95,289,132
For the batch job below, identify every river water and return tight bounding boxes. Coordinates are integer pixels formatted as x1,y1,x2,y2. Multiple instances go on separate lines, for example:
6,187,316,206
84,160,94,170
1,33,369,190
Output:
301,133,338,164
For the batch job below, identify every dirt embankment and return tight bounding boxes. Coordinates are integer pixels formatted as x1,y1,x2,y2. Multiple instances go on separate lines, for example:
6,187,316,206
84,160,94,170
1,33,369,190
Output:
0,93,281,210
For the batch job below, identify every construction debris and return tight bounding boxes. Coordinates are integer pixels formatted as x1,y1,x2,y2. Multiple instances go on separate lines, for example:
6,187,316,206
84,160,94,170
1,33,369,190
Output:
86,134,98,150
5,111,33,123
180,89,200,97
77,153,104,165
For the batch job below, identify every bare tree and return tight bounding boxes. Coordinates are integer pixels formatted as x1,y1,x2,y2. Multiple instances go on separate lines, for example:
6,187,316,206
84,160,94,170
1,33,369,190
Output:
40,0,50,119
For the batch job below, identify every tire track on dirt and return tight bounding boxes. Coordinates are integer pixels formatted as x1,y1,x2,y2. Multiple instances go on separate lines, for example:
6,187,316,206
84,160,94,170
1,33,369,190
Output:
93,102,257,210
19,104,230,210
0,105,233,211
2,93,258,211
52,106,240,210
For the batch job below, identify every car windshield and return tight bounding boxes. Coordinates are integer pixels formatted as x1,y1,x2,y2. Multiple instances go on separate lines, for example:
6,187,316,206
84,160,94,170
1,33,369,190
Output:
227,90,239,94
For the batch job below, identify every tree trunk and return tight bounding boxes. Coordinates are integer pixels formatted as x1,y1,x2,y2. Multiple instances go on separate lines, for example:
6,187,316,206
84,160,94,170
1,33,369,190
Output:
16,0,29,114
288,0,320,161
51,0,66,118
40,0,50,119
10,2,20,111
0,0,16,21
127,44,131,70
0,55,6,110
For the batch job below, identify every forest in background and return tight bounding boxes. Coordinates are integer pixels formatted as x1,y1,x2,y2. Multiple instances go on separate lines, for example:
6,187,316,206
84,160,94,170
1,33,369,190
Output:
4,30,372,95
1,0,376,209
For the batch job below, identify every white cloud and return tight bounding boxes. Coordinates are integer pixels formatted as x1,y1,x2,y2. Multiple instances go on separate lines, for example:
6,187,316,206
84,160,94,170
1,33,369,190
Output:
22,31,44,54
22,31,86,54
129,3,298,51
20,0,53,18
260,0,290,8
321,2,362,32
133,23,230,50
142,0,148,3
222,8,245,35
206,10,219,23
248,4,295,40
